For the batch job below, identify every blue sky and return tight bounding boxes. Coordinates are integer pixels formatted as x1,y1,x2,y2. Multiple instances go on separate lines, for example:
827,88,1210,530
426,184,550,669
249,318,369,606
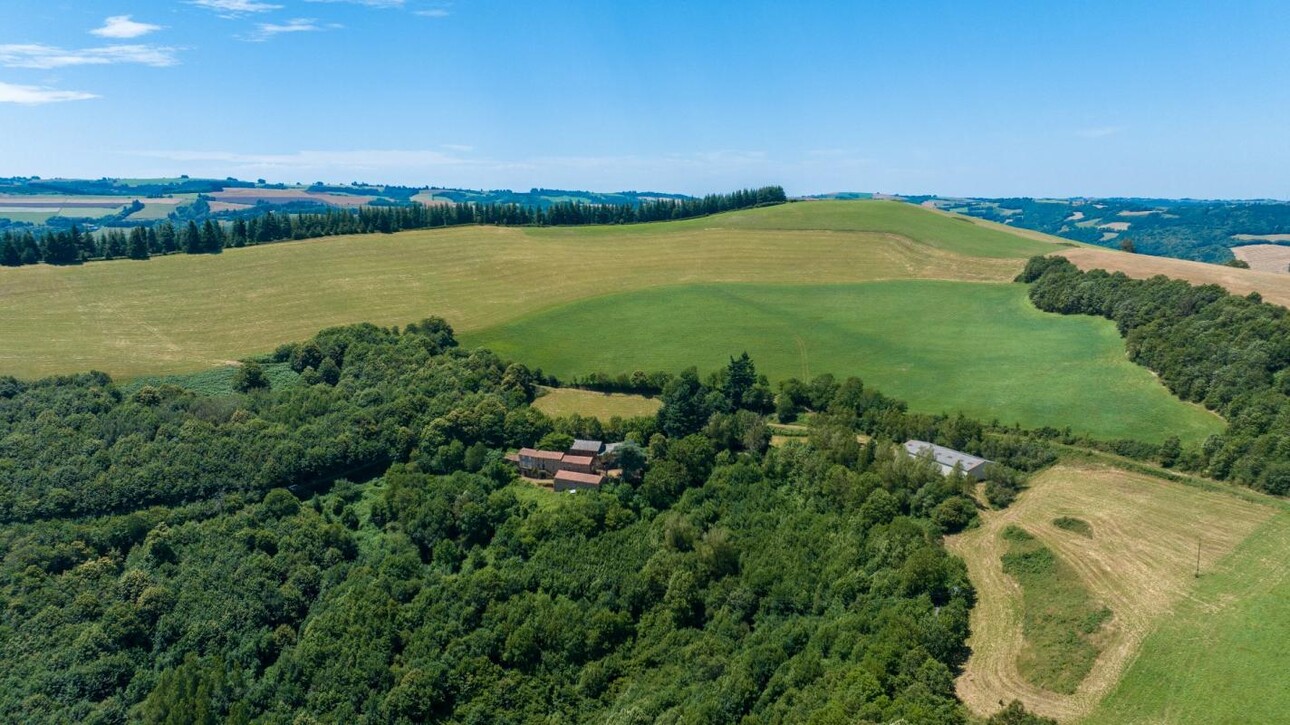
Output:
1,1,1288,197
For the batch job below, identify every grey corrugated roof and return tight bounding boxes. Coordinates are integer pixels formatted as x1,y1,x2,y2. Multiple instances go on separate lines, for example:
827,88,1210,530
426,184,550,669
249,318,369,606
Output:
570,439,604,454
903,440,990,471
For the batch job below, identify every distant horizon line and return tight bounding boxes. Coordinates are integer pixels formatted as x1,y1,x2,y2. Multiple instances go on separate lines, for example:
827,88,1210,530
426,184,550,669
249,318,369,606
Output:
2,175,1288,204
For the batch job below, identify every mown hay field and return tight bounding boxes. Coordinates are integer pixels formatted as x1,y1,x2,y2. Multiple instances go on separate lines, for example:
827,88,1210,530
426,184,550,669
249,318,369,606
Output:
947,464,1282,722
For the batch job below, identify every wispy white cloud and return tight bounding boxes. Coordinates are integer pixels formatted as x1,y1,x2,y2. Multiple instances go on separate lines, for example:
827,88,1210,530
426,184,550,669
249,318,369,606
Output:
131,147,779,193
188,0,283,17
137,148,471,169
415,8,451,17
0,81,98,105
1076,126,1124,139
91,15,163,39
307,0,406,7
0,44,179,69
243,18,343,42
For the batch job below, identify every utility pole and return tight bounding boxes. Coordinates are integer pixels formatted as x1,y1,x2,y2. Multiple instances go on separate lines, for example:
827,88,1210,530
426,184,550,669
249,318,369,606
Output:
1195,537,1202,578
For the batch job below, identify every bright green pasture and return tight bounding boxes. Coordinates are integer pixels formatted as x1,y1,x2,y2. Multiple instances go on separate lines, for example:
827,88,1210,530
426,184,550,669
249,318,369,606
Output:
462,281,1224,443
1087,511,1290,724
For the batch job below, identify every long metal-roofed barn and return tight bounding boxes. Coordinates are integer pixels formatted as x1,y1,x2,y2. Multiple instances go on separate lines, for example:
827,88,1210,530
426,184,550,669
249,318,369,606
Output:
903,440,992,480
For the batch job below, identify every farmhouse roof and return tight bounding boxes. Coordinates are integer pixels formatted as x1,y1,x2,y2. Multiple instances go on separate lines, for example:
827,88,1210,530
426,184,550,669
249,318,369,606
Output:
570,439,604,454
554,470,604,486
518,447,565,461
603,442,624,454
903,440,990,471
561,455,595,467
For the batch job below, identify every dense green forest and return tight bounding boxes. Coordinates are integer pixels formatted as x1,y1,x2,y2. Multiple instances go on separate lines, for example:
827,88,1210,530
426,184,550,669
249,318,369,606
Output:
1019,256,1290,493
911,196,1290,262
0,186,786,267
0,318,1066,723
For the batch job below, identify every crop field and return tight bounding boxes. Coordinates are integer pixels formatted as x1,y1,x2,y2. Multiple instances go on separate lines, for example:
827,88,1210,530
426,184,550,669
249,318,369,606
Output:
531,387,660,420
462,282,1223,442
947,464,1282,722
1061,246,1290,307
1230,243,1290,274
0,201,1043,380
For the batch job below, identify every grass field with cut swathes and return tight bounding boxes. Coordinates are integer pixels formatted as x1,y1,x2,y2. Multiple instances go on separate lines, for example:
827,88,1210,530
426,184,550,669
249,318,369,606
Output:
1088,511,1290,724
948,464,1282,722
0,201,1044,380
462,281,1223,442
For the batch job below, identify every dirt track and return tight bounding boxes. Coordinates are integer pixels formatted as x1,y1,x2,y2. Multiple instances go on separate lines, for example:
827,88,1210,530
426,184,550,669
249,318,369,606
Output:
947,464,1274,722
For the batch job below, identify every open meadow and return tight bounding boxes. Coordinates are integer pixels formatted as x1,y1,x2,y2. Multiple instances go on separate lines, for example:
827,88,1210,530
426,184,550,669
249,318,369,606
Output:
462,281,1223,442
947,464,1284,723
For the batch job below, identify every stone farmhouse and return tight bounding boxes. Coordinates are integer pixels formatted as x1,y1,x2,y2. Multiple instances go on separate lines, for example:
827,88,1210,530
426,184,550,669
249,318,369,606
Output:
509,438,627,492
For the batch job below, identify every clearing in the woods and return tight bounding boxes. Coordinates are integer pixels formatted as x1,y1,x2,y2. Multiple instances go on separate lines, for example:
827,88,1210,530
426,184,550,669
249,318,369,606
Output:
530,387,661,421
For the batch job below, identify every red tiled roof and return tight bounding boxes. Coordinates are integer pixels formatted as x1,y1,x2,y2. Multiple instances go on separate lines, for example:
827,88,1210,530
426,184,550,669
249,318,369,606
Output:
561,455,595,467
518,448,565,461
554,470,604,485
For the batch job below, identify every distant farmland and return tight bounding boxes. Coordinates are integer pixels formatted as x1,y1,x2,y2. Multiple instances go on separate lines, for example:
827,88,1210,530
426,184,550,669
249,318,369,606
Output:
207,188,378,207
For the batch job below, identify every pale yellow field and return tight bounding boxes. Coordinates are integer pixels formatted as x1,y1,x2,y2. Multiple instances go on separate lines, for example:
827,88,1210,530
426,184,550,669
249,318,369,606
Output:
1231,243,1290,274
531,387,661,420
1060,247,1290,307
948,464,1278,722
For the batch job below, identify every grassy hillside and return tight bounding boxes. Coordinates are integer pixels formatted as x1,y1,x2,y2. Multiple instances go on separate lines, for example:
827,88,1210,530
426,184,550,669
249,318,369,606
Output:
948,464,1279,722
462,281,1223,443
0,201,1049,379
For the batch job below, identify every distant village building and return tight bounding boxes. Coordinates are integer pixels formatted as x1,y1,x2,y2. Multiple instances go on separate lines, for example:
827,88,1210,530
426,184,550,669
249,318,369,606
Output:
903,440,992,480
554,470,605,492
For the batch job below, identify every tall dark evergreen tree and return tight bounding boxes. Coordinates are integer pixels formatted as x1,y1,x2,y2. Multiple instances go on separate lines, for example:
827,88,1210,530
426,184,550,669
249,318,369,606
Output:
184,220,202,254
127,227,151,260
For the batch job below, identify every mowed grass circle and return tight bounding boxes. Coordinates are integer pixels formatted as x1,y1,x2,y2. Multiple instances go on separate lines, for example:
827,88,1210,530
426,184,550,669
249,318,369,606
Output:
462,281,1224,443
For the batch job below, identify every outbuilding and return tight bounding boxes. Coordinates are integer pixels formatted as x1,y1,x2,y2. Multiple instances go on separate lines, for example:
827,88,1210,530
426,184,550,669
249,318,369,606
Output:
554,470,605,492
903,440,992,480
